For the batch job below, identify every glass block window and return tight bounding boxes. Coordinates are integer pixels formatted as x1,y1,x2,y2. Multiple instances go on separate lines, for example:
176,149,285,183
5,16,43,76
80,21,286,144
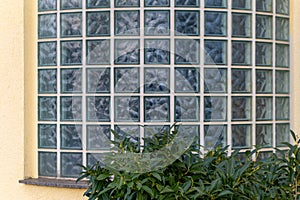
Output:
38,0,290,178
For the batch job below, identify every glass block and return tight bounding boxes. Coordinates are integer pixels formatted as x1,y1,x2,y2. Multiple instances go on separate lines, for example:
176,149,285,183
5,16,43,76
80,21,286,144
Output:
60,97,82,121
145,39,170,64
115,39,140,64
205,0,227,8
87,125,111,150
38,42,57,66
232,13,251,37
61,68,82,93
232,0,251,10
175,125,200,146
61,125,82,149
276,97,290,120
114,96,140,122
232,69,251,93
175,67,200,93
276,17,289,41
205,12,227,36
276,70,289,94
232,41,251,65
87,68,110,93
276,0,289,15
175,96,200,122
232,125,251,148
38,14,57,39
38,97,57,121
257,152,272,160
87,12,110,36
87,153,104,167
256,97,272,120
204,97,227,121
175,39,200,64
115,11,140,36
256,124,272,147
204,68,227,93
256,0,272,12
115,68,139,93
87,40,110,65
232,97,251,121
144,125,169,137
256,42,272,66
256,70,272,93
61,0,82,9
87,96,110,122
38,69,57,94
87,0,110,8
175,0,199,7
145,0,169,6
276,124,290,146
276,44,289,67
114,125,140,144
61,153,82,177
38,0,57,11
145,11,170,36
38,152,57,177
144,68,170,93
61,41,82,65
256,15,272,39
38,124,57,148
175,11,199,36
115,0,139,7
205,125,227,149
144,97,170,122
61,13,82,37
204,40,227,65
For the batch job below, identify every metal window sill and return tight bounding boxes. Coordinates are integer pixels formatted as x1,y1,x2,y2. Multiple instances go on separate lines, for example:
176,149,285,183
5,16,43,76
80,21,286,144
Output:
19,178,88,189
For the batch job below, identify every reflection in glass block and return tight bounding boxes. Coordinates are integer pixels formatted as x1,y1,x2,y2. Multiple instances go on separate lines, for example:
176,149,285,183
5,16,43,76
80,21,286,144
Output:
38,69,57,94
87,40,110,64
145,39,170,64
276,71,289,94
232,0,251,10
61,13,82,37
61,41,82,65
115,97,140,122
38,152,57,177
61,125,82,149
175,39,200,64
38,97,57,121
87,125,111,150
38,14,57,38
145,97,170,122
145,0,169,6
232,41,251,65
256,15,272,39
61,0,82,9
204,97,227,121
145,11,170,35
232,97,251,121
87,97,110,121
38,42,57,66
175,125,200,146
61,153,82,177
276,0,289,15
61,97,82,121
144,125,169,137
38,0,57,11
87,68,110,93
276,44,289,67
232,69,251,93
205,40,227,65
205,12,227,36
205,0,226,8
87,153,104,167
276,97,290,120
256,97,272,120
175,96,199,122
145,68,169,93
204,68,227,93
175,0,199,7
256,42,272,66
38,124,57,148
256,70,272,93
61,69,82,93
276,124,290,146
87,12,110,36
232,13,251,37
256,124,272,147
256,0,272,12
232,125,251,148
175,11,199,36
115,0,139,7
276,17,289,41
87,0,110,8
205,125,227,149
175,68,199,93
115,68,139,93
115,11,139,36
115,39,140,64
